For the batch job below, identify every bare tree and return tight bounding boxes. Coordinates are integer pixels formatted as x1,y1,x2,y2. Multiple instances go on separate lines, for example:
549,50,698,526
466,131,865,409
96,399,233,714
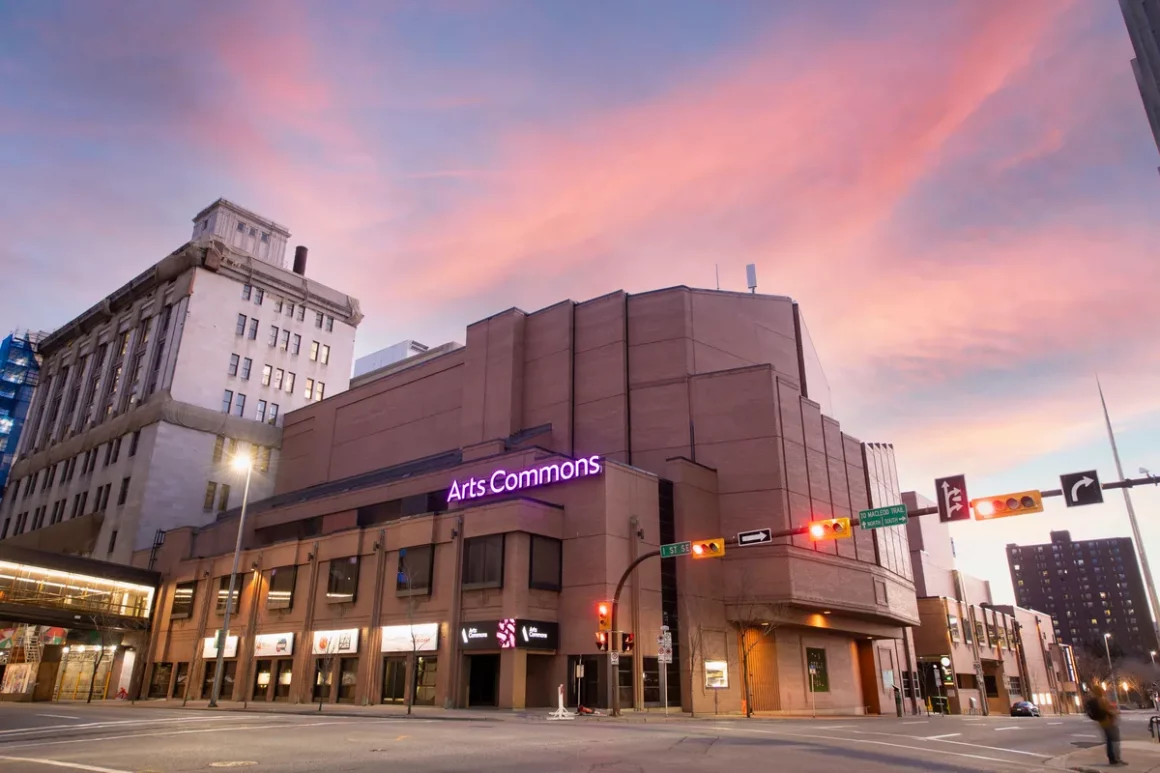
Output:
398,548,422,717
680,594,708,717
86,614,148,704
732,601,788,718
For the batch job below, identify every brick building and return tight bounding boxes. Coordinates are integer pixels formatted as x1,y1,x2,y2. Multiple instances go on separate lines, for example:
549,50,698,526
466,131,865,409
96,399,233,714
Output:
137,287,920,714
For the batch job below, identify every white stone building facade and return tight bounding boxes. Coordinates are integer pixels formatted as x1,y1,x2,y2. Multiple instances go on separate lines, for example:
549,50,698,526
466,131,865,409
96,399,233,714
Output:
0,200,362,565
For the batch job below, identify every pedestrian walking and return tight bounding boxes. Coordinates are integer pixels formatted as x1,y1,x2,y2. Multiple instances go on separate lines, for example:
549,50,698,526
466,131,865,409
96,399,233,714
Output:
1085,685,1125,766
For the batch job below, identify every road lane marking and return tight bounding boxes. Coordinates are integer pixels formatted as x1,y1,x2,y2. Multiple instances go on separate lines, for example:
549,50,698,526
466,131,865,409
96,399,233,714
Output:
1071,733,1099,739
923,733,962,740
1048,721,1063,725
850,730,1047,758
36,715,80,720
0,756,131,772
902,721,928,725
994,726,1023,731
0,716,231,737
1,720,375,752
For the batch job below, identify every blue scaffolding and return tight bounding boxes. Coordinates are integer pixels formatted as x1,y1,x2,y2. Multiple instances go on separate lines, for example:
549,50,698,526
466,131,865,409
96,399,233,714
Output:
0,331,42,494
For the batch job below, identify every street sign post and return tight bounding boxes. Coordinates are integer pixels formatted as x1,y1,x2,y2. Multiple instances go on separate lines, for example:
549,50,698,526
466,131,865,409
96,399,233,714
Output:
935,475,970,522
1061,470,1103,507
858,504,908,530
610,652,619,666
737,528,773,547
659,625,671,716
660,541,692,558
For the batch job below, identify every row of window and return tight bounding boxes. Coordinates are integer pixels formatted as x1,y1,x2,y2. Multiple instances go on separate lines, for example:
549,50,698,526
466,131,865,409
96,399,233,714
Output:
222,382,323,419
239,284,335,332
170,534,562,619
946,612,1017,651
2,477,130,540
8,432,140,512
232,318,333,366
210,436,272,472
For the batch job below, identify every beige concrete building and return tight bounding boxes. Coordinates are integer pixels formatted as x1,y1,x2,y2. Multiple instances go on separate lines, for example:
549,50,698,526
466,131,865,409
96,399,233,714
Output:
137,287,920,714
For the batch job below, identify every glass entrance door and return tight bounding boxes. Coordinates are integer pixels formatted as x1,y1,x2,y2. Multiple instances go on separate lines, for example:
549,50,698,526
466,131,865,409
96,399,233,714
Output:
382,657,406,704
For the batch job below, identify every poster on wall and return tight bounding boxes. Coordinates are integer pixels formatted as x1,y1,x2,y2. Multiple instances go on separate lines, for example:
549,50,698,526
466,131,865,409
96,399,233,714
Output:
253,633,295,658
202,634,239,659
704,660,728,689
0,663,34,695
381,624,439,653
312,628,359,655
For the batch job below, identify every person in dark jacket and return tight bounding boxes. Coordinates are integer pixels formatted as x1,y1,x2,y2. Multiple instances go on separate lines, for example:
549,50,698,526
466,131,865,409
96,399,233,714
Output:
1085,685,1124,766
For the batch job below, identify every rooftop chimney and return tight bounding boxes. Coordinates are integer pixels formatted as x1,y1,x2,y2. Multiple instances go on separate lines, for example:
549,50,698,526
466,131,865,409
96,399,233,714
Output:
293,245,308,276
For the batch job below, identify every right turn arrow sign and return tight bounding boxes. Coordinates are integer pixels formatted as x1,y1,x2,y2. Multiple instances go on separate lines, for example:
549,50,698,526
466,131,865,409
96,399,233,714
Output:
1060,470,1104,508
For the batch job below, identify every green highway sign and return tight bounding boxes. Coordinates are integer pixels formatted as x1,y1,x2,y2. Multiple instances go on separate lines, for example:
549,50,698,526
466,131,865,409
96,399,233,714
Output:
858,503,909,530
660,541,692,558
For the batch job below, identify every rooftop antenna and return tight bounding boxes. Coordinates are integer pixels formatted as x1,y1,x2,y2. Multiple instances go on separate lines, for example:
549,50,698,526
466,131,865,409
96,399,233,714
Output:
745,263,757,294
715,264,720,291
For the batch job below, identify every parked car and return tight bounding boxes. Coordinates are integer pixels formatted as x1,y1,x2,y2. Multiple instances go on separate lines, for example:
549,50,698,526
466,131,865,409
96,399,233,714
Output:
1011,701,1041,717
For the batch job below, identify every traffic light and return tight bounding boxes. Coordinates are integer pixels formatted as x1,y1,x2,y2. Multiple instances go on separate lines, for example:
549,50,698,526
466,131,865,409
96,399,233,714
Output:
597,601,612,632
807,518,852,541
691,538,725,559
621,632,634,653
971,490,1043,521
595,631,609,652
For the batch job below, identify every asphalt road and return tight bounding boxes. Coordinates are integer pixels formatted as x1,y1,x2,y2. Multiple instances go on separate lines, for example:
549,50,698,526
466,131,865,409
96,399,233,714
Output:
0,704,1142,773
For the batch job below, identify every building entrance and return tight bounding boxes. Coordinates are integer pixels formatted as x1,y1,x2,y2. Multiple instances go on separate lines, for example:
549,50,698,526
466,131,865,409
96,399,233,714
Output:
382,657,406,704
466,654,499,707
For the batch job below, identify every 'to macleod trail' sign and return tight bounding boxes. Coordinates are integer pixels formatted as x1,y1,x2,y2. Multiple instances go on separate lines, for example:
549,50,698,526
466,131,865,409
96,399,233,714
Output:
447,455,604,503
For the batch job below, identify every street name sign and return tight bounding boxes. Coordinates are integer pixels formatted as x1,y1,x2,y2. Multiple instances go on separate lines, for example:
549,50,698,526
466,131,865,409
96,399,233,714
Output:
660,541,692,558
736,528,773,547
1061,470,1103,508
858,504,908,530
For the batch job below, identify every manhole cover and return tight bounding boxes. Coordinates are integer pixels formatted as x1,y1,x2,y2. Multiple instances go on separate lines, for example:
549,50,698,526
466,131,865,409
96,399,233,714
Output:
209,763,258,768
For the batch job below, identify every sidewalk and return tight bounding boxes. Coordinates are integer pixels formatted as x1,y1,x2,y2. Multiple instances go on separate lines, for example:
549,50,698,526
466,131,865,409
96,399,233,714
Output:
1048,741,1160,772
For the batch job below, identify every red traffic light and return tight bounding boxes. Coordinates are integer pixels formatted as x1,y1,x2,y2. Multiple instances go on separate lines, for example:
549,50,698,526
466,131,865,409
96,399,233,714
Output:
597,601,611,631
807,518,852,541
595,632,608,652
690,538,725,559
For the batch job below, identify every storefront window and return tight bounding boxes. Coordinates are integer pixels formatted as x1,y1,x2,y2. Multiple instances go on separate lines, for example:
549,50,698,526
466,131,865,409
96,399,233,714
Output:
397,545,434,595
148,662,173,698
326,557,359,604
174,662,190,700
254,660,272,701
202,661,236,699
338,658,359,702
170,582,196,619
313,659,333,701
266,566,297,610
415,656,437,706
529,536,562,591
463,534,504,589
274,660,293,700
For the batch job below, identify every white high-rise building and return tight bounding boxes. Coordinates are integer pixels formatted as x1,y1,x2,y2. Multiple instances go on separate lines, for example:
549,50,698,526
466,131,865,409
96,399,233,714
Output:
0,200,363,565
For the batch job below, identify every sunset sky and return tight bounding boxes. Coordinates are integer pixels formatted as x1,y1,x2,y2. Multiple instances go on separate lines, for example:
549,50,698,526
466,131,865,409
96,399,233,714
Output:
1,0,1157,603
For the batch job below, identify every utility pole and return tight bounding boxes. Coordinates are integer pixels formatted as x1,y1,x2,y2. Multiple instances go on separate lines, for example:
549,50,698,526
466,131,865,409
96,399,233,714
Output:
1098,379,1160,646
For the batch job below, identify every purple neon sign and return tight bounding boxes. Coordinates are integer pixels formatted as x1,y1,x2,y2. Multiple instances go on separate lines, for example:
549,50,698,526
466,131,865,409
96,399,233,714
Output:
447,455,604,503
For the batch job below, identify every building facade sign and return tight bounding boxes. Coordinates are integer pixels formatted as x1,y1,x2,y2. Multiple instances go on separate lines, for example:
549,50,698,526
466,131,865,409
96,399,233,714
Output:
312,628,359,655
381,623,439,653
458,619,559,651
202,634,239,659
253,632,294,658
447,456,603,503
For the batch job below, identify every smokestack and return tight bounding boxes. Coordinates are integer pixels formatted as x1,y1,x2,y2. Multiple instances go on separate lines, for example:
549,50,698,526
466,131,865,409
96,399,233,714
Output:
293,245,308,276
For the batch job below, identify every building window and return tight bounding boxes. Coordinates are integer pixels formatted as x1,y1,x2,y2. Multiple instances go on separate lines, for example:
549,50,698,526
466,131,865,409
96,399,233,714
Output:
279,329,290,350
320,344,330,365
314,382,325,401
463,534,504,589
529,535,562,591
118,477,131,506
247,319,258,340
291,334,301,355
304,378,314,399
171,581,196,619
284,301,293,317
215,575,239,614
310,341,319,361
111,437,121,464
228,353,240,376
296,306,305,322
274,298,283,313
204,481,217,511
253,288,264,305
256,445,271,473
273,369,284,390
129,430,140,457
218,483,231,512
237,222,247,233
397,545,434,594
325,315,334,332
284,372,295,394
240,357,252,380
267,566,297,610
212,435,225,463
806,648,829,692
256,400,267,422
268,403,279,426
236,314,247,336
107,529,118,554
269,326,279,347
262,365,272,386
233,393,246,418
221,390,233,414
327,557,360,603
242,284,252,301
315,311,324,329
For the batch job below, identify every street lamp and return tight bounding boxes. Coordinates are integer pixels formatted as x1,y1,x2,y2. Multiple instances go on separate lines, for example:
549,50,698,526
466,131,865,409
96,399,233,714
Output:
1104,633,1120,706
208,451,255,708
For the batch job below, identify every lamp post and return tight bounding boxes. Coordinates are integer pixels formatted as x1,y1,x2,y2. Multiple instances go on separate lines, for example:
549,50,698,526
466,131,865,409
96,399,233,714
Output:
208,452,254,708
1103,633,1119,706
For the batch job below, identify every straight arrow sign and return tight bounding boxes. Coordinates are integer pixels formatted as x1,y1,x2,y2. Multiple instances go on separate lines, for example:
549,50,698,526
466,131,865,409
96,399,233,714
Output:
737,528,773,547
